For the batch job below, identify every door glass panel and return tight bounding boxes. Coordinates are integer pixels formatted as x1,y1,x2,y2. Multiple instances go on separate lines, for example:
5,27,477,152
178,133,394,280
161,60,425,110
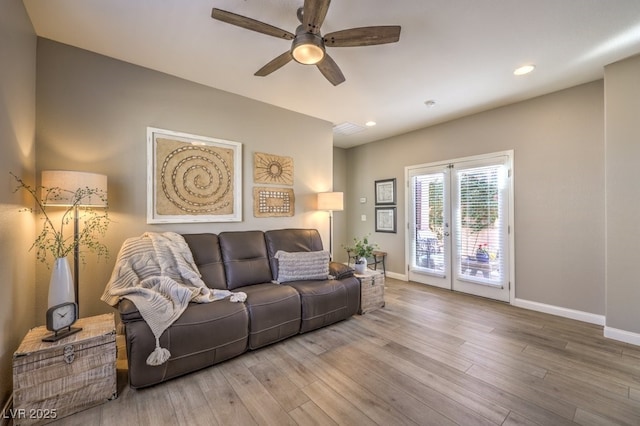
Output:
412,173,445,275
454,164,506,286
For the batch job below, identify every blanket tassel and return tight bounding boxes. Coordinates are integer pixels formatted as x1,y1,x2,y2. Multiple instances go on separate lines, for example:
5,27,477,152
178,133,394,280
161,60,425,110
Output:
146,337,171,366
230,292,247,303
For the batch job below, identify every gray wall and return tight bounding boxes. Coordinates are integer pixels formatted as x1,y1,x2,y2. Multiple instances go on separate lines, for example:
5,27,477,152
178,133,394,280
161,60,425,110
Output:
0,0,37,407
35,39,334,322
605,54,640,335
345,81,605,316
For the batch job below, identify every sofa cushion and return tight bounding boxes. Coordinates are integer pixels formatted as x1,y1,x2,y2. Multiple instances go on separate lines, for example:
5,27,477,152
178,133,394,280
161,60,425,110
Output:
219,231,273,290
237,283,301,349
182,233,227,290
122,299,249,388
273,250,330,283
285,279,349,333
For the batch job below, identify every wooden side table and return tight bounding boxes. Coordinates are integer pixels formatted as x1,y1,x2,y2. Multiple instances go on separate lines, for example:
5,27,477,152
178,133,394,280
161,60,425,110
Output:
346,250,387,275
12,313,117,425
369,251,387,275
355,269,385,314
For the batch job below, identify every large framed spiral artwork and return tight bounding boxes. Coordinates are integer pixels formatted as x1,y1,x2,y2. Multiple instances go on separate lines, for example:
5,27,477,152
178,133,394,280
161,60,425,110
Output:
147,127,242,223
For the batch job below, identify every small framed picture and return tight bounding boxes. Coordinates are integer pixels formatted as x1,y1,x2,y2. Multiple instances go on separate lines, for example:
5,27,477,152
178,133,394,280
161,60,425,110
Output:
375,178,396,205
375,207,397,233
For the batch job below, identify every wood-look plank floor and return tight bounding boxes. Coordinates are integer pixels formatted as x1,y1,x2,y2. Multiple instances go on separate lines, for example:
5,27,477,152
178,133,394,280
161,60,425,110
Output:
50,279,640,426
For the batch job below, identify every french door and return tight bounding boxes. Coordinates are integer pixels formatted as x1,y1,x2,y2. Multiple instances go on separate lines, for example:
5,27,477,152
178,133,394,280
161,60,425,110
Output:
406,152,513,302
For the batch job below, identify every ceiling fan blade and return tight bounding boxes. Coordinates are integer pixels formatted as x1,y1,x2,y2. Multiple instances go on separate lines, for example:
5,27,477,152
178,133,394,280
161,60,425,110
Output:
212,8,294,40
316,53,345,86
255,51,293,76
302,0,331,34
324,26,401,47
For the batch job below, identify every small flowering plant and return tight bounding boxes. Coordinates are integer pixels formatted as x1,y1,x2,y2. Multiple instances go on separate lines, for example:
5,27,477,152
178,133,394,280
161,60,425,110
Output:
11,172,111,266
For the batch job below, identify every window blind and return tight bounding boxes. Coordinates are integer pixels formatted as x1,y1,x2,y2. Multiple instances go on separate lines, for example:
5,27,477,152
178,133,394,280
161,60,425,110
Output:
455,164,506,285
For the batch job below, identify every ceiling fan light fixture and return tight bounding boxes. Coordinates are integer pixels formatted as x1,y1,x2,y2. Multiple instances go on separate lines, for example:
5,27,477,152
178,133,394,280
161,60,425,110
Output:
211,5,401,85
291,32,325,65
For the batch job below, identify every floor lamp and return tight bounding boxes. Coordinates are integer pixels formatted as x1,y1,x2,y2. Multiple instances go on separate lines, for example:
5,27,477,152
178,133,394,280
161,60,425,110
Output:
317,192,344,259
42,170,108,315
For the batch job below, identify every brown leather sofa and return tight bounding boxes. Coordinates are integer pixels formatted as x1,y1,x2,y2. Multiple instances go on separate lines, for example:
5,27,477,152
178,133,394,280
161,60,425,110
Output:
118,228,359,388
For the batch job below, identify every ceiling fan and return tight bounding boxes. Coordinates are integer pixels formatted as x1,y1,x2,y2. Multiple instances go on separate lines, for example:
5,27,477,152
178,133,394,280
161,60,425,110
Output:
211,0,401,86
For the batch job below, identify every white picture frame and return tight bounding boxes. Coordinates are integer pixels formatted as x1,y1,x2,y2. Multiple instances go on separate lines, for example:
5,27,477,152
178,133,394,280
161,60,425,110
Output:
147,127,242,223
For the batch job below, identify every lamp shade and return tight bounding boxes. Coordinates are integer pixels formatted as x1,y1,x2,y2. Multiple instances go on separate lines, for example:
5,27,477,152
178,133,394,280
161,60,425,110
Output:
41,170,108,207
317,192,344,211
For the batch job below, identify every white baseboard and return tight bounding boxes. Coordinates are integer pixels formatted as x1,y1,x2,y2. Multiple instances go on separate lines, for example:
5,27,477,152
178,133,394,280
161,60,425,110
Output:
385,271,407,281
512,298,605,326
604,326,640,346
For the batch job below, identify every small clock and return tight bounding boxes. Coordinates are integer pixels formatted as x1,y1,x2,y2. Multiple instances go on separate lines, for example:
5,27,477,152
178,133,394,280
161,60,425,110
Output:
42,302,82,342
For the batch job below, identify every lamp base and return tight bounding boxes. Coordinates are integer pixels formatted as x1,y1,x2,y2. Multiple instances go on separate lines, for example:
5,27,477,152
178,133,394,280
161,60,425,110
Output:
48,257,74,308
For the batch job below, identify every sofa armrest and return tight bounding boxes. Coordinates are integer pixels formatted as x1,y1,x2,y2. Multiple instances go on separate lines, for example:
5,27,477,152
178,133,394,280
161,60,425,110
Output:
118,298,144,323
330,262,354,279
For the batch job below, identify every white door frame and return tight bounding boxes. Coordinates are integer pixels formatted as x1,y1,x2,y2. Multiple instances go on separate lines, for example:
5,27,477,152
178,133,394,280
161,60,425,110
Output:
404,150,515,303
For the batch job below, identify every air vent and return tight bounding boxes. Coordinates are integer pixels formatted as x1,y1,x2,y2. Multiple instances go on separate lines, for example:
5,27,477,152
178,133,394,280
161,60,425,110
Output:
333,122,366,136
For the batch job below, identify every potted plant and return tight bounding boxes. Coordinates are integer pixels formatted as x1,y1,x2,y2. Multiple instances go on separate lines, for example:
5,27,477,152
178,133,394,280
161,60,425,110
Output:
344,235,378,274
11,172,111,307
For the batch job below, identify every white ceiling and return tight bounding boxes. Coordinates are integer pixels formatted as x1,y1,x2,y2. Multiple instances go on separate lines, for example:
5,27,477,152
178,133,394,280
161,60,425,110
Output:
23,0,640,148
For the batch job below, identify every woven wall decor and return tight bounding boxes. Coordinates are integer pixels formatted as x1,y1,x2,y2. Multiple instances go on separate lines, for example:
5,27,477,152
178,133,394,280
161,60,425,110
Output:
253,187,295,217
147,127,242,223
156,138,234,215
253,152,294,185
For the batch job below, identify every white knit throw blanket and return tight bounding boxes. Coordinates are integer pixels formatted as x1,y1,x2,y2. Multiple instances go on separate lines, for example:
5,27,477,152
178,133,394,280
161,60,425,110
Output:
101,232,246,366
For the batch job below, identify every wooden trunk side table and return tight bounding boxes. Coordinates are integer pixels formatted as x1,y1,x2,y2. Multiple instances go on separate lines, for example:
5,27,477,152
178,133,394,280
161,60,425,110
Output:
355,269,385,314
12,313,117,425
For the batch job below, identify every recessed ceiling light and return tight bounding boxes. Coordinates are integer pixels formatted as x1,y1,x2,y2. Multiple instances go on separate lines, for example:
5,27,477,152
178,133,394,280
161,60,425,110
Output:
365,121,377,127
514,64,535,76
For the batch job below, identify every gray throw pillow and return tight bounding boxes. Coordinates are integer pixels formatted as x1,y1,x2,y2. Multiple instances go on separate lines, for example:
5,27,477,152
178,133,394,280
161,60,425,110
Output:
273,250,330,283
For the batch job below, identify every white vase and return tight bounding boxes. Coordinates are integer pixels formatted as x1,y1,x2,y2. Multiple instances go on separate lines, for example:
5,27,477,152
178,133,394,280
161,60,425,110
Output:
48,257,74,308
354,258,367,274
